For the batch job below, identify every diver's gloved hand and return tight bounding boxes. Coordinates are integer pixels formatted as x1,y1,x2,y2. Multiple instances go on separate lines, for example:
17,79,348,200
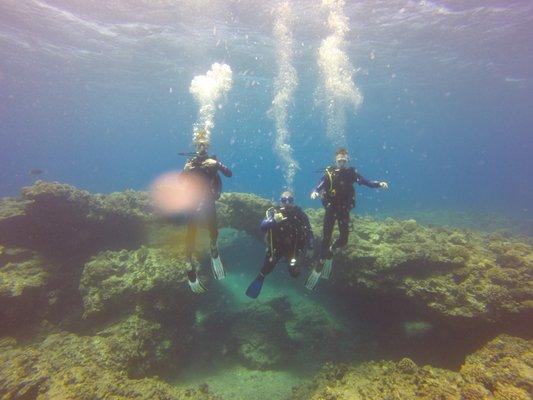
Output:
310,191,320,200
202,159,218,168
379,181,389,189
273,212,286,223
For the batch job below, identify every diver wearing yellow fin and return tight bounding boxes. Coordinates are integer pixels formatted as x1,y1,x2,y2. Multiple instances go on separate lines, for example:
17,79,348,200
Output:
183,129,232,293
306,148,388,290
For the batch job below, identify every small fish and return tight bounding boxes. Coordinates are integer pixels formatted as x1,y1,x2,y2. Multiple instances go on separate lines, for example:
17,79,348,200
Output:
28,168,44,176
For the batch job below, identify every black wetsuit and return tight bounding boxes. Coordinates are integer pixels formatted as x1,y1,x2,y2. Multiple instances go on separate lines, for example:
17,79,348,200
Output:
259,204,313,278
183,152,232,261
314,166,380,259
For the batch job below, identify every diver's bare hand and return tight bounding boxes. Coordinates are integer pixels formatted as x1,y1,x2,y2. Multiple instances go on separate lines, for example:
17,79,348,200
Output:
310,191,320,200
379,181,389,189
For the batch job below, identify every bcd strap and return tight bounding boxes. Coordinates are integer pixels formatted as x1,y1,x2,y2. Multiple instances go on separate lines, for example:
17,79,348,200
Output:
325,168,336,196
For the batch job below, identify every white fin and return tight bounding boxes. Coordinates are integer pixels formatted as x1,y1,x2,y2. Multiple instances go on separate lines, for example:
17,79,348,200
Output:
188,279,206,294
321,258,333,280
304,269,322,291
211,256,226,280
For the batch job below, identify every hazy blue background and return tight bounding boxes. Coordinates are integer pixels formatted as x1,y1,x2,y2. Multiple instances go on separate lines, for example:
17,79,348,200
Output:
1,0,532,216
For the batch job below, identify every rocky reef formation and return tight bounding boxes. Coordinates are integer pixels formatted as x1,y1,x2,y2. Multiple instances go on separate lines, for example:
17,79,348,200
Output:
79,246,191,323
0,181,531,399
290,334,532,400
387,209,533,237
217,192,274,240
195,295,359,370
305,210,533,331
0,332,216,400
0,248,54,335
0,181,151,259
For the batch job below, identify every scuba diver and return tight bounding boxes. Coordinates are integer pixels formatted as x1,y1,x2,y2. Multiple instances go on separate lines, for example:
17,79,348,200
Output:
305,148,388,290
246,191,314,299
183,130,232,293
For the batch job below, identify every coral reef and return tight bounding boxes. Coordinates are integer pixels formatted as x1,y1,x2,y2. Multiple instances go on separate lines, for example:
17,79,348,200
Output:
0,248,52,334
95,314,192,378
230,298,293,368
387,209,533,237
79,246,191,323
195,296,360,370
0,181,269,257
461,334,532,396
217,192,274,241
290,359,463,400
305,210,533,329
0,182,531,399
0,333,216,400
0,181,151,259
290,335,533,400
286,299,360,366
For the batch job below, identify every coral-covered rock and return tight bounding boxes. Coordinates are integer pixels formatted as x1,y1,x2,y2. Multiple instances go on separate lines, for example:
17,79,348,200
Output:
290,335,533,400
306,208,533,328
286,299,360,365
79,246,191,323
217,192,274,241
96,314,191,378
0,333,216,400
0,183,272,258
195,295,361,371
0,248,54,334
0,181,150,259
461,335,532,395
230,298,292,369
290,359,463,400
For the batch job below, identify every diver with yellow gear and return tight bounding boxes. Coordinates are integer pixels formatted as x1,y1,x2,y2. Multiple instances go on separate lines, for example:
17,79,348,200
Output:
183,129,232,293
305,148,388,290
246,191,314,298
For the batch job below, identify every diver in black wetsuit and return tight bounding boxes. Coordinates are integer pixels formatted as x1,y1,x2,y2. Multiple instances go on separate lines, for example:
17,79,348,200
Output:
183,131,232,293
246,191,314,299
305,148,388,290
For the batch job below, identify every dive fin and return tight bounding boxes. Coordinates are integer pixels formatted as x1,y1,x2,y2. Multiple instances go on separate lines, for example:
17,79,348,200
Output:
245,275,264,299
211,255,226,280
188,278,206,294
321,258,333,280
304,269,322,291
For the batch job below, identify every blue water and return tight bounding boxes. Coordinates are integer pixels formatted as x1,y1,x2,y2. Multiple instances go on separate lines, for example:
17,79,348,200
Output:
1,0,532,216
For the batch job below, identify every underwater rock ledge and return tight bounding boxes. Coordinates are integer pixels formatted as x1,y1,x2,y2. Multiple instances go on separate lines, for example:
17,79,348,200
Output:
0,181,532,334
0,181,532,399
290,334,532,400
